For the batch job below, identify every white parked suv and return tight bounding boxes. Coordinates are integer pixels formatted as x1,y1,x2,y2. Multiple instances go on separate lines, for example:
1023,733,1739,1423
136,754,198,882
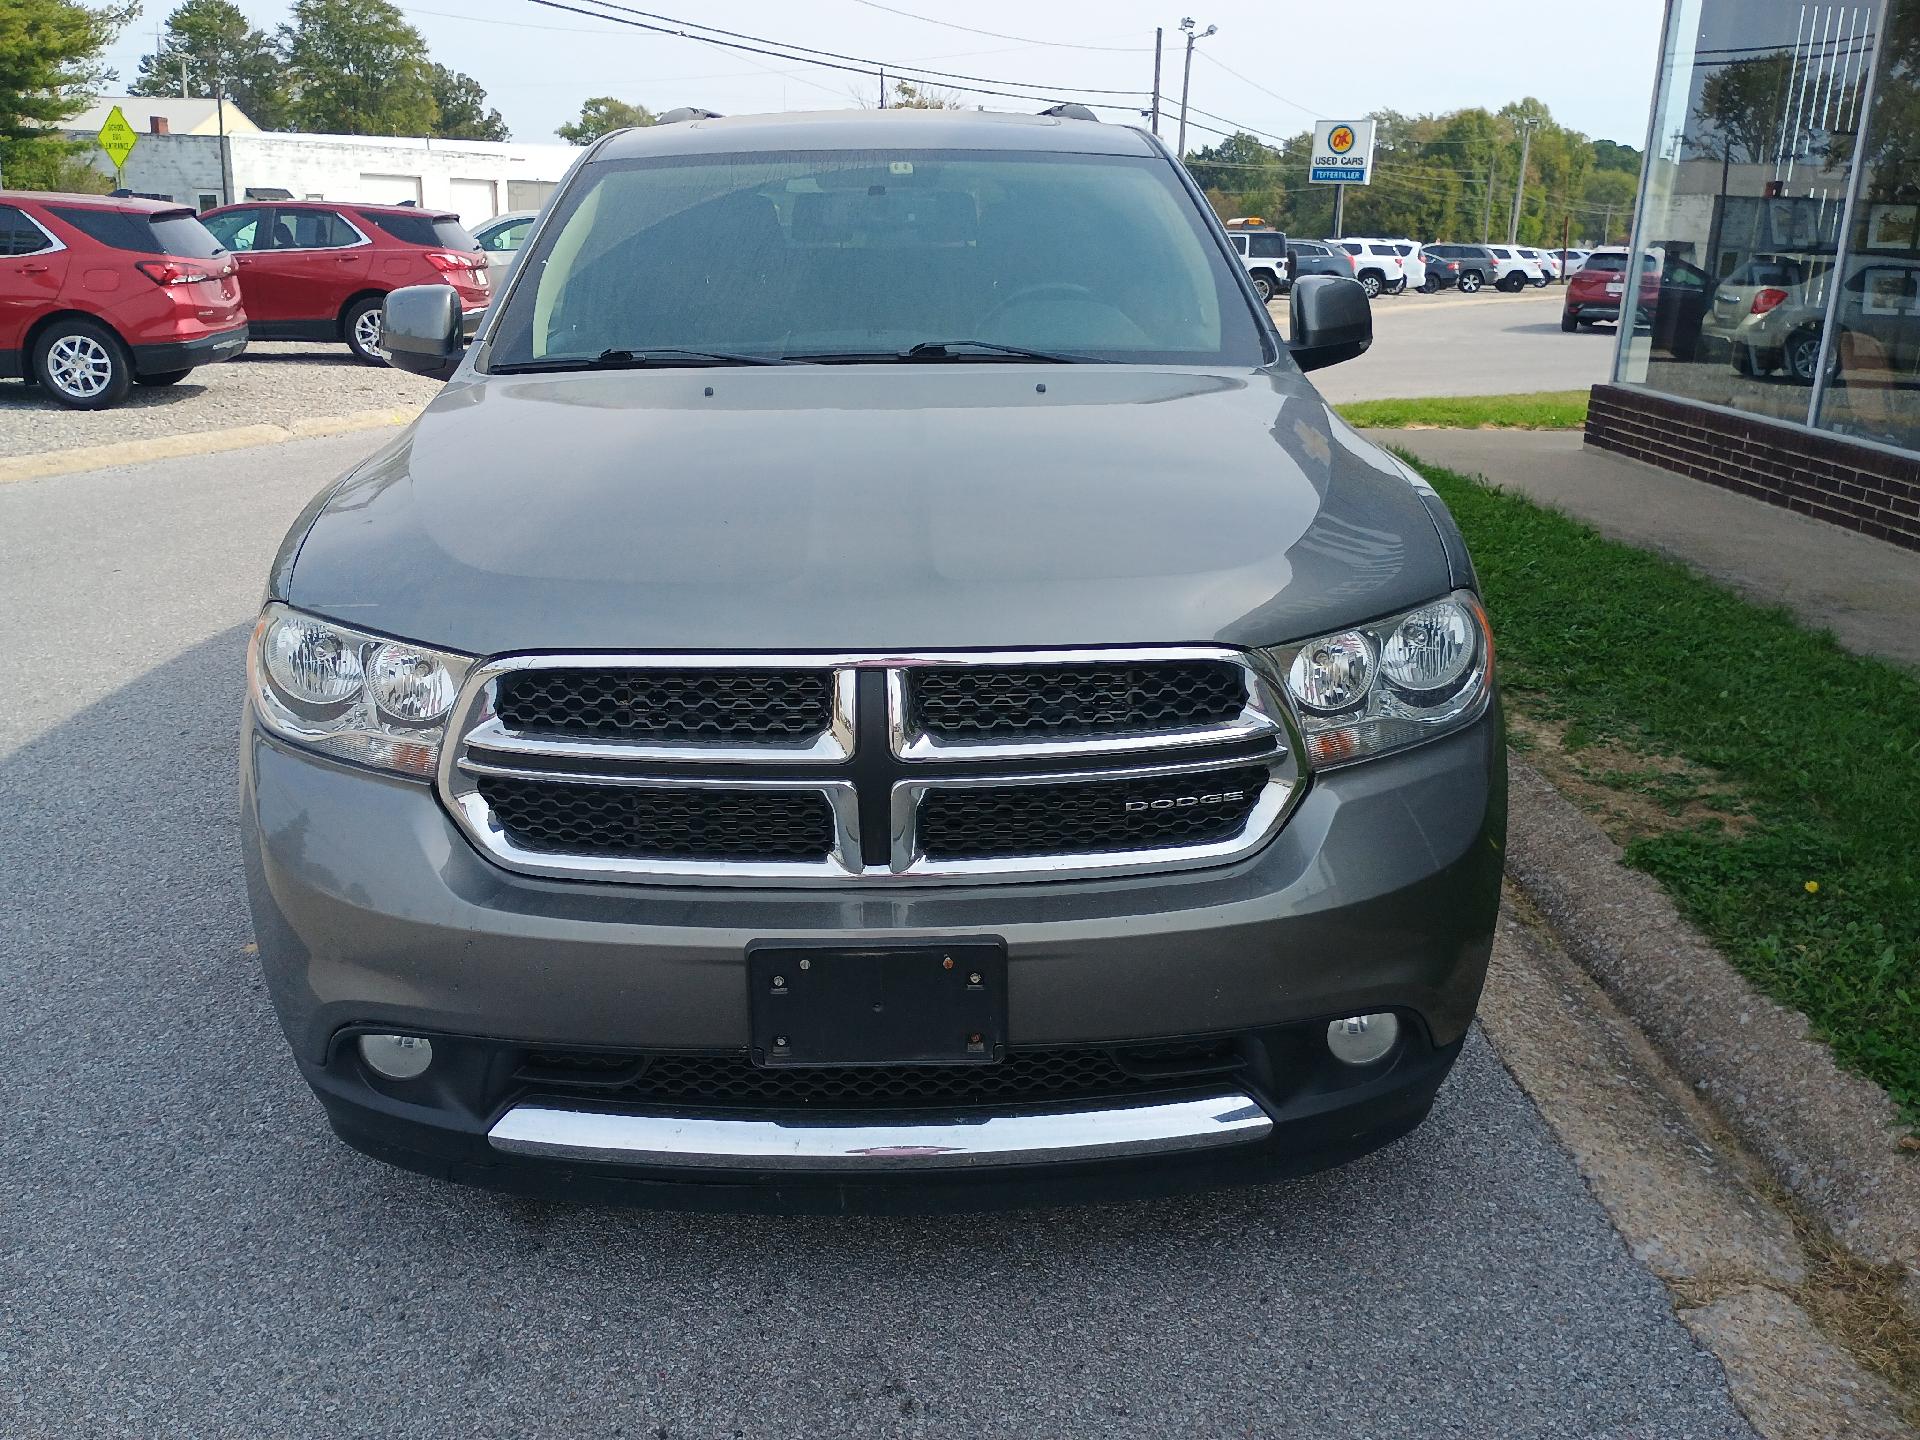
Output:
1483,245,1547,291
1345,237,1427,292
1225,226,1291,302
1333,239,1408,298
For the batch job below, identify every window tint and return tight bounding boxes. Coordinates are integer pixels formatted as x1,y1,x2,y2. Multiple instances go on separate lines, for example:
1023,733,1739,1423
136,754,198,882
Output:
272,209,360,249
1248,233,1286,258
1289,242,1323,257
489,150,1268,368
47,205,225,256
1230,233,1248,253
1488,247,1511,258
203,208,264,251
0,205,53,257
1391,244,1411,255
1338,241,1361,254
369,211,480,249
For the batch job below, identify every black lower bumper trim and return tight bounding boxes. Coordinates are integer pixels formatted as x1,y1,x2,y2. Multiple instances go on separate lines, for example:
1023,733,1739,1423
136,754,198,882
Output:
306,1025,1464,1212
131,325,249,375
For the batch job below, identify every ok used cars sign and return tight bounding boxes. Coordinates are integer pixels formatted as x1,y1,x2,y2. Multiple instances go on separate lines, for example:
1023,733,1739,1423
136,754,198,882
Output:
1309,120,1375,185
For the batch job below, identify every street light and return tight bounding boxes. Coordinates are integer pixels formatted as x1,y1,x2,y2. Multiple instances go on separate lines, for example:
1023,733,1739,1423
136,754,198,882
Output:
1176,17,1216,160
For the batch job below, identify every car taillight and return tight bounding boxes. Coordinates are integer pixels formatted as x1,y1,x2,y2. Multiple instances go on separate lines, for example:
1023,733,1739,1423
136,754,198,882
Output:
425,251,482,275
136,258,223,286
1751,287,1790,315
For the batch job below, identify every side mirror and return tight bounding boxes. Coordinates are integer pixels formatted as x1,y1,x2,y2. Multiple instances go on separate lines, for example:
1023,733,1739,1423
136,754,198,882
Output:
381,284,464,381
1287,274,1372,372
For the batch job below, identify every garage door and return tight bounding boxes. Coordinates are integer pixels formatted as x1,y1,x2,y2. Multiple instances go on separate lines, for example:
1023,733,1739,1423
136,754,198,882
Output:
357,173,423,206
449,178,499,227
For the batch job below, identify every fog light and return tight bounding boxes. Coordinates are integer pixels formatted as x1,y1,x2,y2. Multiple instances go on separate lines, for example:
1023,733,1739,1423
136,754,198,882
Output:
1326,1013,1399,1066
359,1033,433,1080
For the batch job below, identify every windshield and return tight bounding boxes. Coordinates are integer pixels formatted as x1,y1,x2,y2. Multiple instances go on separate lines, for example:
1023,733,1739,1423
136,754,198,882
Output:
487,150,1266,368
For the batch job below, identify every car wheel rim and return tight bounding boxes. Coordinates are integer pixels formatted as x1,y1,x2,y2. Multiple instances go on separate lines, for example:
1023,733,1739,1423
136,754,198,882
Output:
47,335,113,398
354,309,382,354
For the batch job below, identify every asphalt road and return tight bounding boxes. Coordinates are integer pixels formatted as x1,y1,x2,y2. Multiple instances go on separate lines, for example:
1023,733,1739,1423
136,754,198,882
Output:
1300,286,1614,404
1,433,1756,1439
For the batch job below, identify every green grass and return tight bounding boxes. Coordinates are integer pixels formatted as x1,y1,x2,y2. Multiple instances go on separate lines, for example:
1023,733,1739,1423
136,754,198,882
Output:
1336,390,1590,431
1407,457,1920,1122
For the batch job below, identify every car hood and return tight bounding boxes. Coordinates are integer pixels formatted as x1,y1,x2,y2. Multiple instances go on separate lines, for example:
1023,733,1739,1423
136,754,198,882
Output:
280,364,1455,655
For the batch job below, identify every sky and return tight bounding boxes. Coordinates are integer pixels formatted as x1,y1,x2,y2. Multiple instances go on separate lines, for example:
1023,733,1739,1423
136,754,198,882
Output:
100,0,1669,150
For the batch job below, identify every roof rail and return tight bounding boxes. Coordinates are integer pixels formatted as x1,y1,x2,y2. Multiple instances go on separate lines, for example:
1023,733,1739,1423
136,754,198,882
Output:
658,106,723,124
1037,102,1099,122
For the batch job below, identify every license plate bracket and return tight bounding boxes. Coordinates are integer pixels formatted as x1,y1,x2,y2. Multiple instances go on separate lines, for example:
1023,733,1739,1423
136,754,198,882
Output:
747,941,1007,1067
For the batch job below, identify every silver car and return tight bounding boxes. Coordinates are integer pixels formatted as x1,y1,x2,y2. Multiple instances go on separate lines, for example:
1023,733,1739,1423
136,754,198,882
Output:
241,108,1504,1210
471,209,537,288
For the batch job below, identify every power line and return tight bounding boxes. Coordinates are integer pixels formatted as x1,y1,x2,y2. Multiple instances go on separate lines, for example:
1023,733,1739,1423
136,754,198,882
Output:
842,0,1150,52
1192,49,1321,119
524,0,1152,99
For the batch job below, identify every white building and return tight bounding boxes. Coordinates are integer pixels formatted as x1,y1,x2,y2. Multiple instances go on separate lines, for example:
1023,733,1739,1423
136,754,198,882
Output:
67,98,582,227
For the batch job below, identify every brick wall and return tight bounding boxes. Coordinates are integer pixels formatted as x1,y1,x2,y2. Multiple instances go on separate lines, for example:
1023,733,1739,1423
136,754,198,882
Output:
1584,383,1920,552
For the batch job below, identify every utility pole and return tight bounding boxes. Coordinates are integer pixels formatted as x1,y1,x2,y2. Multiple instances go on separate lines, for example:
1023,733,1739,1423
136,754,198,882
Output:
1481,160,1495,243
180,54,189,99
1507,118,1538,245
878,67,886,108
1150,28,1163,136
1175,17,1215,160
216,72,232,206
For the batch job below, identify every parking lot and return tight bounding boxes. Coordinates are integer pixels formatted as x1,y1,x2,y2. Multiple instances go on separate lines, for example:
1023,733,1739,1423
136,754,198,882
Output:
0,428,1765,1439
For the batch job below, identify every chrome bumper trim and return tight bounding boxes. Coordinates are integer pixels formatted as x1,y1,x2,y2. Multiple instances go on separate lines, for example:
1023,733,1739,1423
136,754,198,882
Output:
487,1091,1274,1171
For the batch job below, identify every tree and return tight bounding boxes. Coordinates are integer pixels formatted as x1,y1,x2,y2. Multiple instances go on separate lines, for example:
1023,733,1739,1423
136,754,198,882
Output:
280,0,435,136
886,80,966,110
0,0,130,189
556,96,656,145
1690,53,1797,164
429,63,507,141
129,0,287,129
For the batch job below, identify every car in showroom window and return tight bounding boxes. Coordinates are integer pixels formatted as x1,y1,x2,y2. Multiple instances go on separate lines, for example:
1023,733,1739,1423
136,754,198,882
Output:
243,109,1502,1211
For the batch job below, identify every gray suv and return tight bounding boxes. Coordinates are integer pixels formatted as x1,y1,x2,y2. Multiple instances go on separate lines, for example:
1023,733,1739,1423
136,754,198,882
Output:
240,108,1504,1210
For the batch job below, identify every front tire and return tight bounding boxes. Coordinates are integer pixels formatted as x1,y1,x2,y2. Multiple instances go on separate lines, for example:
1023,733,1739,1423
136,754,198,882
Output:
30,317,131,410
344,296,386,365
135,368,193,387
1459,271,1483,293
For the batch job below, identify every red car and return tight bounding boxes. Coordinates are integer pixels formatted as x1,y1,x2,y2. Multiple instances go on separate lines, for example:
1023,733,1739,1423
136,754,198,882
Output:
200,201,489,364
0,191,248,409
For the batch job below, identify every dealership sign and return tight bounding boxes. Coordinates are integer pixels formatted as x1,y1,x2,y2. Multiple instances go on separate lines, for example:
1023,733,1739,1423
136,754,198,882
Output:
1309,119,1375,185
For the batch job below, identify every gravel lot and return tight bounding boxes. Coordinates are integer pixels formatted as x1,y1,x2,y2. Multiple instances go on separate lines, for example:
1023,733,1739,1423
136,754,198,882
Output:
0,342,442,459
0,435,1760,1439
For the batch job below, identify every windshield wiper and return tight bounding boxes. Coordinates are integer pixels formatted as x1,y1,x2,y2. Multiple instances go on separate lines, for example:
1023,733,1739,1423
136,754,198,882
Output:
494,347,804,373
787,339,1101,364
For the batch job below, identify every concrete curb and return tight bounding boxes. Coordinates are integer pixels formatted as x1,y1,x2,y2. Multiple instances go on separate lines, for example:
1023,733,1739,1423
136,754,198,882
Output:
1503,757,1920,1307
0,406,418,486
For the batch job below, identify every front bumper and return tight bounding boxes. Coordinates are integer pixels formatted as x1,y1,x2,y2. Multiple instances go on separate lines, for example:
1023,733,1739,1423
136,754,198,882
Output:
241,703,1505,1206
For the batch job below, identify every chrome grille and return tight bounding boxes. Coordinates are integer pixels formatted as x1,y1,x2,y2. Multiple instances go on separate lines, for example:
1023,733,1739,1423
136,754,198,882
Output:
440,648,1299,885
496,668,833,742
919,764,1268,860
478,774,834,862
909,661,1244,742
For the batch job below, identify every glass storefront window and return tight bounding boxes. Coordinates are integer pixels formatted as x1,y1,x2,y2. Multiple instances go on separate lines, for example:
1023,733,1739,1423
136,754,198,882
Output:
1816,1,1920,447
1618,0,1875,427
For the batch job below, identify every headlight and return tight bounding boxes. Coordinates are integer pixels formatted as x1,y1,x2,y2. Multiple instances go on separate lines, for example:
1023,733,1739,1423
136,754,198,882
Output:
1263,591,1492,767
247,603,472,778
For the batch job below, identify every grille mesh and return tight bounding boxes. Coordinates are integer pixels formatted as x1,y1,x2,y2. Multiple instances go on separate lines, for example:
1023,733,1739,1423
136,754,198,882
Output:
910,661,1244,742
496,669,832,742
479,775,834,862
521,1042,1243,1109
920,765,1267,860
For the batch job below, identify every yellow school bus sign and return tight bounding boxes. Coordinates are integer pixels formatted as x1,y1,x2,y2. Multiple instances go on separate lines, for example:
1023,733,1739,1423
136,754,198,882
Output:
97,105,138,171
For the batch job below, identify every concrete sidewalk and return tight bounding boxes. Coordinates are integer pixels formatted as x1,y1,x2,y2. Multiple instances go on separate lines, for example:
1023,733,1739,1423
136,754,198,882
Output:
1370,428,1920,673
